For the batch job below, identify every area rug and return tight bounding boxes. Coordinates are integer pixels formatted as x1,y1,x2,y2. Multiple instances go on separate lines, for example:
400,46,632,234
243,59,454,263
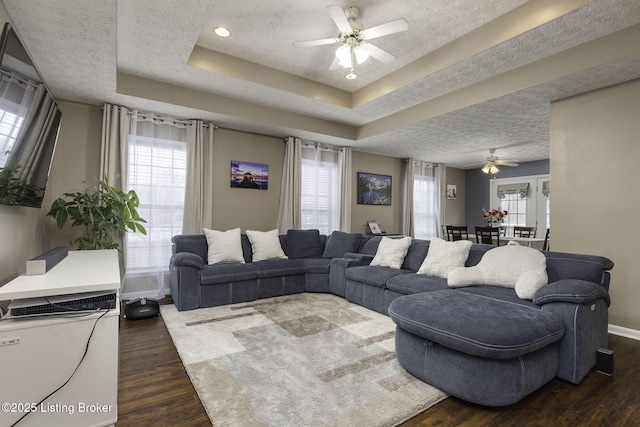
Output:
160,293,447,427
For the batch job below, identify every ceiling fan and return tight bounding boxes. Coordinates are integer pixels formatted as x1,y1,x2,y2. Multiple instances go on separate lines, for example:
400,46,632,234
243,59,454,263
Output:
292,5,408,77
480,149,519,174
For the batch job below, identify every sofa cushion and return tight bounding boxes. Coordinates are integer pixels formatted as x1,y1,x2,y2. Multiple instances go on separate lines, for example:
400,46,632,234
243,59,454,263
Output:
370,236,412,269
253,259,307,278
286,229,324,259
246,229,287,261
322,231,362,258
448,242,548,300
386,273,449,295
401,240,430,272
200,263,258,285
360,236,383,256
466,244,493,266
418,237,472,278
388,290,564,359
301,257,332,274
345,265,412,288
203,227,245,264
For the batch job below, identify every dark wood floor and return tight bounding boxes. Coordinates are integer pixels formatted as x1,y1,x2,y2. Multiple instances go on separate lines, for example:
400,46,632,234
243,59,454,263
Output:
116,301,640,427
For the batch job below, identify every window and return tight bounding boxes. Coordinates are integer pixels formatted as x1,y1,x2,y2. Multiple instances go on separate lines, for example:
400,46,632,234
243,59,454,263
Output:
300,144,339,234
499,193,527,235
490,175,550,238
126,119,187,274
413,162,437,239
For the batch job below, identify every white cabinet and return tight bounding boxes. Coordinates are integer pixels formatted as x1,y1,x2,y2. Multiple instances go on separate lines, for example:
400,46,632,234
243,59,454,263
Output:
0,250,121,427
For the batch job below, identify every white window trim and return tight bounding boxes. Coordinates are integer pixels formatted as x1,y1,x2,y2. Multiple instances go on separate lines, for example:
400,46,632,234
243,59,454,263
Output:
489,174,550,238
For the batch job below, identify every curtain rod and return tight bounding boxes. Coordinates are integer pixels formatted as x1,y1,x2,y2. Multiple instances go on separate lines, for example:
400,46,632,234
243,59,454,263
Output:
301,142,343,152
406,158,439,167
103,104,218,128
1,70,39,89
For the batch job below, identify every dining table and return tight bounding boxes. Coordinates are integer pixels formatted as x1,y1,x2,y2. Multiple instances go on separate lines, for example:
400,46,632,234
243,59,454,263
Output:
498,236,545,250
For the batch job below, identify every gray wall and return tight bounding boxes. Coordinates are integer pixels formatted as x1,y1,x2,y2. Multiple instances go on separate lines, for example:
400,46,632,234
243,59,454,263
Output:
465,159,549,229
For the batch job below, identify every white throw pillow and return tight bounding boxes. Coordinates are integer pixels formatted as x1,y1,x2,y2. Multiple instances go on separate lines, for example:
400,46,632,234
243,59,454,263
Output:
448,241,548,300
417,237,473,278
203,228,245,265
245,229,287,262
370,236,412,269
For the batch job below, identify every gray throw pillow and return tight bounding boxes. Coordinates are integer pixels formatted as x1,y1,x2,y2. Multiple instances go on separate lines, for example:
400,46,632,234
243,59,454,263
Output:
322,231,361,258
287,229,324,259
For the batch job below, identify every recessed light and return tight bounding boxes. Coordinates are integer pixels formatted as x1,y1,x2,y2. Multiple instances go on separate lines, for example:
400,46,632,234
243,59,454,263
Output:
214,27,230,37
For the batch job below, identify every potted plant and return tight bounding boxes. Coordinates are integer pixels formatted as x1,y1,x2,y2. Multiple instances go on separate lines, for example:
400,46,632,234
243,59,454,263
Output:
47,178,146,250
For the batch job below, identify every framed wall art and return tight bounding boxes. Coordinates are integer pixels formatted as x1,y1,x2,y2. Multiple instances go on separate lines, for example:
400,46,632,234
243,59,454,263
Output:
447,184,457,199
230,160,269,190
357,172,391,205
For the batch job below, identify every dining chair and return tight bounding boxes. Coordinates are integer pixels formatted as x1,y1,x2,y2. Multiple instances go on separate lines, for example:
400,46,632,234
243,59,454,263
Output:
543,228,550,250
514,226,537,238
446,225,469,241
441,224,448,240
475,226,500,245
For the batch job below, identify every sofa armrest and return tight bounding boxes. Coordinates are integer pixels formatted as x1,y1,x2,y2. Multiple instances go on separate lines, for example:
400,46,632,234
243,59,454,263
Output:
169,252,205,311
329,256,371,297
171,252,205,270
533,279,610,307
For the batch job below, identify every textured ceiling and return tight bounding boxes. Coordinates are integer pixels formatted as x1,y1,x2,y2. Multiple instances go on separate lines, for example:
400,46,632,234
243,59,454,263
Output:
3,0,640,169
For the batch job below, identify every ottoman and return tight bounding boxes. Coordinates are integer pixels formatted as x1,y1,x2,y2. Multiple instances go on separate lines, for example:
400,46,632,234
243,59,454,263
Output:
388,290,565,406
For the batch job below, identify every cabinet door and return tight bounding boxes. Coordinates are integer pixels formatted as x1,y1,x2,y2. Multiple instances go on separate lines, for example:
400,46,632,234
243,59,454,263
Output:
0,312,118,427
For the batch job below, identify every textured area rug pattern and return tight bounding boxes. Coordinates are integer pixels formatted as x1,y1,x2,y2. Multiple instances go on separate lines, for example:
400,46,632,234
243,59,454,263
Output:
161,293,447,427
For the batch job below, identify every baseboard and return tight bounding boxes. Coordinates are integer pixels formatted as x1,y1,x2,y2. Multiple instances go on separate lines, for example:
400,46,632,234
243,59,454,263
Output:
608,324,640,341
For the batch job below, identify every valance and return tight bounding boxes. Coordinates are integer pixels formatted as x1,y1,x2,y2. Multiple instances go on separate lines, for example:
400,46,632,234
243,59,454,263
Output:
497,182,529,199
542,181,550,197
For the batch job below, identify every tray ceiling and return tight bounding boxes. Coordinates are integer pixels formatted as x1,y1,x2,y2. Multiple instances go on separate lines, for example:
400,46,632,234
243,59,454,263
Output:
4,0,640,168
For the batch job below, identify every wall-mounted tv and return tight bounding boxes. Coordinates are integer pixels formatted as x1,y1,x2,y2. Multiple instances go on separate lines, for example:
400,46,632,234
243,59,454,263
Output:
0,22,62,208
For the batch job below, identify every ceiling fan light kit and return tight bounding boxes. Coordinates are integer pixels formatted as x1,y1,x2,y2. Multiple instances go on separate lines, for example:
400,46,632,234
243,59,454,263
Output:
480,149,519,175
293,5,408,78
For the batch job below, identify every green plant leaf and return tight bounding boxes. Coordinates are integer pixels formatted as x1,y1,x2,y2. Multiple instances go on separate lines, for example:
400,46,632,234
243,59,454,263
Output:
46,178,147,250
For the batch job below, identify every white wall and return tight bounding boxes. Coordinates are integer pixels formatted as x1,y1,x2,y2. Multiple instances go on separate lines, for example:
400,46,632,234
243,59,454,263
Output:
550,79,640,331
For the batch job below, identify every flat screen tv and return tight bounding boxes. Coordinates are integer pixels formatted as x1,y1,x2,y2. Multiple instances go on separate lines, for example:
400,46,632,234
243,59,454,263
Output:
0,22,61,208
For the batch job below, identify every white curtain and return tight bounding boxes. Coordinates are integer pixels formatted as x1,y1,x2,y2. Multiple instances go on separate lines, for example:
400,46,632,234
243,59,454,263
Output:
435,164,445,237
100,104,131,274
100,104,131,187
338,147,352,232
124,112,188,299
277,136,302,233
182,120,215,234
402,159,415,237
299,143,340,234
410,160,439,240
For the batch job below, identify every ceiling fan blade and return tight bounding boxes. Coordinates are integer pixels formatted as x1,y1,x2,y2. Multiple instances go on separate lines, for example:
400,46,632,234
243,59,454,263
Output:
327,5,352,34
360,18,409,40
328,56,341,70
495,161,520,167
293,38,339,48
361,43,395,64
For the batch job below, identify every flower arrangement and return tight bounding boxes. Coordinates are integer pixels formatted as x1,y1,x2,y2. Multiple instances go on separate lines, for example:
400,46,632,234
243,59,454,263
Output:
482,208,508,224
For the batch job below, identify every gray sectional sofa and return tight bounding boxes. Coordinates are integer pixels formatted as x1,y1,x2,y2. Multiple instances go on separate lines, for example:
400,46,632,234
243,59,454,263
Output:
169,230,614,407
